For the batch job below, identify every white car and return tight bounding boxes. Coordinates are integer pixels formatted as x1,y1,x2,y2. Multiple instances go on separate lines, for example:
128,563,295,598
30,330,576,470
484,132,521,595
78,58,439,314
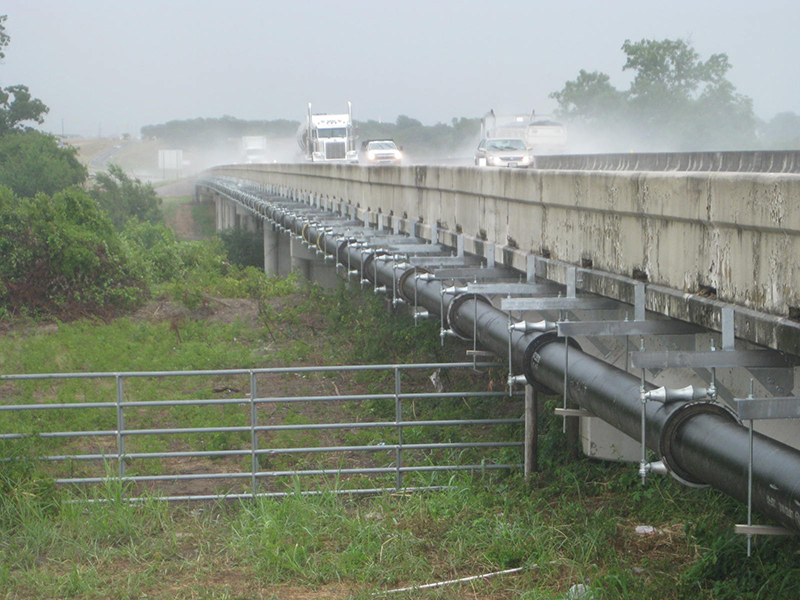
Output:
474,138,535,168
359,140,403,165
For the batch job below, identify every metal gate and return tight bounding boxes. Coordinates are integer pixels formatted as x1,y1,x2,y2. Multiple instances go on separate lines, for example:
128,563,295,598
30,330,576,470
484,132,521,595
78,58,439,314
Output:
1,362,523,501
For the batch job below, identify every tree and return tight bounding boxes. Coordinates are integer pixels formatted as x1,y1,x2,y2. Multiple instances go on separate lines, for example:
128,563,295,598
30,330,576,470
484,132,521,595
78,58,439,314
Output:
0,85,49,134
90,164,162,230
622,39,728,103
0,130,87,197
0,16,50,134
760,112,800,149
0,15,9,61
550,38,757,151
549,70,626,123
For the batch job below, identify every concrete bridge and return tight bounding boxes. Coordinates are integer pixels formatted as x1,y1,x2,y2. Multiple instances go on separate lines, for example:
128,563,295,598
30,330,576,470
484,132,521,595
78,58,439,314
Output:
197,160,800,534
200,162,800,355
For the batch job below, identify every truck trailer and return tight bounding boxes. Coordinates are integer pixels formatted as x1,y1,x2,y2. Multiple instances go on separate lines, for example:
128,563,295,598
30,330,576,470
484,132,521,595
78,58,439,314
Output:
481,110,567,155
240,136,269,164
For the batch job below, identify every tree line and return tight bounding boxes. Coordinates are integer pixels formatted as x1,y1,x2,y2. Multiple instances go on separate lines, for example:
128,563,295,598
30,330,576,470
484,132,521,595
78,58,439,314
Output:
142,113,482,157
139,38,799,156
549,38,799,152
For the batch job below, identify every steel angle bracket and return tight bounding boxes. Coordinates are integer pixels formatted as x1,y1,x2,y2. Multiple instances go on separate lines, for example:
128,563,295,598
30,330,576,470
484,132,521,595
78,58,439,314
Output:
521,332,583,394
735,396,800,421
501,296,621,312
735,389,800,554
384,240,437,249
384,244,448,254
410,256,481,268
631,350,796,370
734,524,794,536
432,267,518,281
360,234,414,245
557,319,702,338
467,282,562,296
658,400,741,488
554,407,595,418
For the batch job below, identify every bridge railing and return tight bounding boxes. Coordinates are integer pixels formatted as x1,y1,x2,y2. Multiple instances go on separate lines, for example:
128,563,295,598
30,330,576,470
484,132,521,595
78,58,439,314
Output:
535,150,800,173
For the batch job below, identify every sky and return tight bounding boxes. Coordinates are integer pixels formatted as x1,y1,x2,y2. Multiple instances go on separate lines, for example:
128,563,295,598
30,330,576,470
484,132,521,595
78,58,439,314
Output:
2,0,799,138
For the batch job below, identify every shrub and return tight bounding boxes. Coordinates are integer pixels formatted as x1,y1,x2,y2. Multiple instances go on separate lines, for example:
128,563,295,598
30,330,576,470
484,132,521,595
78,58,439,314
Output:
0,130,87,198
218,227,264,269
0,185,147,317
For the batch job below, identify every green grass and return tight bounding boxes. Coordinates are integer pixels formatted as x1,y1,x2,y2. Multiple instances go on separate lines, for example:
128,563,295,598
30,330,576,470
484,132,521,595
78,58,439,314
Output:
160,195,216,240
2,454,798,599
2,275,800,599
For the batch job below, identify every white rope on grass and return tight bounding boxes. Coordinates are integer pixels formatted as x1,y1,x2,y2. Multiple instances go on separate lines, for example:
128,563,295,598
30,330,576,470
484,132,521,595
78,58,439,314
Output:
372,566,527,595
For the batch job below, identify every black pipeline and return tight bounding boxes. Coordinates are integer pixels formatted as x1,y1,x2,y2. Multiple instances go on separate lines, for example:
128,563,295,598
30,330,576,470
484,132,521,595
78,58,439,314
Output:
202,178,800,534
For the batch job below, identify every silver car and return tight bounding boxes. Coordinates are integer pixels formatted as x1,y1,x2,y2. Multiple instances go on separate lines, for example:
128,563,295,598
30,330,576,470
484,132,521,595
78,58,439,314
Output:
474,138,535,168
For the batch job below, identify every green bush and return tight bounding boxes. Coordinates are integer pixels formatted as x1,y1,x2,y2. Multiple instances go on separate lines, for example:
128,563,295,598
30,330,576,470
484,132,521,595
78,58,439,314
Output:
0,185,147,317
90,164,161,230
218,227,264,269
0,130,87,198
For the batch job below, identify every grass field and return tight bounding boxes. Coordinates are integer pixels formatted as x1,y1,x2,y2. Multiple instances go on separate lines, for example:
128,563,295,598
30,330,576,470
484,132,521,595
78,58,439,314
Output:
2,274,799,599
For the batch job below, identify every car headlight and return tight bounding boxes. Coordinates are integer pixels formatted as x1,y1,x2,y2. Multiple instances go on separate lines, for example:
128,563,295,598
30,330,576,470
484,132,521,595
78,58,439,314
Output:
394,151,402,160
367,151,376,160
487,156,501,166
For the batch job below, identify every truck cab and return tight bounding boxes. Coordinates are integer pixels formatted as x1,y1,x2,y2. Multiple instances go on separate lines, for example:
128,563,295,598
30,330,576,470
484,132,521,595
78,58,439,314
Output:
297,103,358,162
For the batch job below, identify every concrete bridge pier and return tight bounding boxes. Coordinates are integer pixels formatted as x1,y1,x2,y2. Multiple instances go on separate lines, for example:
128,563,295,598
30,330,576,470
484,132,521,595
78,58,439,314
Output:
289,236,314,279
215,193,238,230
235,205,258,232
287,236,339,288
263,224,280,275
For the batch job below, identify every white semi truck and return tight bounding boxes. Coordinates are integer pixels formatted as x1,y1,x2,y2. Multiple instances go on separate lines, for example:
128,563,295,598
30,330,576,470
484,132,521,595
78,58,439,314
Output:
297,102,357,162
240,136,269,164
481,110,568,155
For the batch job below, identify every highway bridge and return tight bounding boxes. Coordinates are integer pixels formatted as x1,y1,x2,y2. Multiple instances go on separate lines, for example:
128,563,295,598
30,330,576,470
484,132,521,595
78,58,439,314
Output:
197,151,800,536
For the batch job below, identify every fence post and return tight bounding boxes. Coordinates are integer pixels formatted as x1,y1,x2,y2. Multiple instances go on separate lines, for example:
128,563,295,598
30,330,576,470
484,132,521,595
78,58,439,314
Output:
115,374,126,491
395,367,403,490
524,385,538,482
250,371,258,498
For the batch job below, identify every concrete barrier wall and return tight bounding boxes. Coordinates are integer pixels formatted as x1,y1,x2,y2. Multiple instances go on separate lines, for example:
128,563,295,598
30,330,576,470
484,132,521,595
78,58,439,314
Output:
205,164,800,324
536,150,800,173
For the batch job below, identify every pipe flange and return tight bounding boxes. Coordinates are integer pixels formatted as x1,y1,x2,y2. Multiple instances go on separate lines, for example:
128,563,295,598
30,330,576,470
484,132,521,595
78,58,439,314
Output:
301,223,312,243
445,293,492,340
397,267,431,304
522,332,583,393
336,238,355,266
658,400,741,488
315,229,327,251
362,250,389,284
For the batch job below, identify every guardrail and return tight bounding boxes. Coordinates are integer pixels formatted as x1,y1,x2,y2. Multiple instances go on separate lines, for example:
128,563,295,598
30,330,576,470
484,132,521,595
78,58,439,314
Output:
535,150,800,173
1,362,522,502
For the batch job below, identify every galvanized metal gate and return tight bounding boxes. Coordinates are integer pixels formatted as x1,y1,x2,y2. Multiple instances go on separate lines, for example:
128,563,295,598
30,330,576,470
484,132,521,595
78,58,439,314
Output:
1,362,522,501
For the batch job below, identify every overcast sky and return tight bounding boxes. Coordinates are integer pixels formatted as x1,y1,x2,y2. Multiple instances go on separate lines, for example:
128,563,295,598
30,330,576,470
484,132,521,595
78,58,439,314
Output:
2,0,798,138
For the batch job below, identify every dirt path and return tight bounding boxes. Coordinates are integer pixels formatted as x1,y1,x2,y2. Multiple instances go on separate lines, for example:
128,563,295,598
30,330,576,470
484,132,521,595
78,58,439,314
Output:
156,177,196,198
